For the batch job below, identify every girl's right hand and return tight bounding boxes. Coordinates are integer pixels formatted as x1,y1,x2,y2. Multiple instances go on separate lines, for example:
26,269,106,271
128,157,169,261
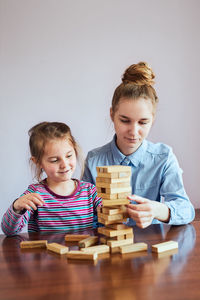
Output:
13,193,44,213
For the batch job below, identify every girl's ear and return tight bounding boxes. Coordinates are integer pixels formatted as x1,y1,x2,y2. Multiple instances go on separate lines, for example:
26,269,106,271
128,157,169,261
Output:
110,107,114,122
31,156,37,165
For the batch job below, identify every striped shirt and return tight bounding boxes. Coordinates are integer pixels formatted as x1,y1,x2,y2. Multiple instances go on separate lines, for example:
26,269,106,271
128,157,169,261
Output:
1,180,102,236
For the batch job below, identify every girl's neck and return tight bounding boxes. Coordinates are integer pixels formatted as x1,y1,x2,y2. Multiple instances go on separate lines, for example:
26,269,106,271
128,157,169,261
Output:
45,178,77,196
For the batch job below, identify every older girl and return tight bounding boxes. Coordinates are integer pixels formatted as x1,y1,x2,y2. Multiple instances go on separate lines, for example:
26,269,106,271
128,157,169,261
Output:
83,62,195,228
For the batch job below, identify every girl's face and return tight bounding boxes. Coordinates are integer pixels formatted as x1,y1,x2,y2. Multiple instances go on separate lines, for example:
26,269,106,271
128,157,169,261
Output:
110,97,154,156
40,138,76,183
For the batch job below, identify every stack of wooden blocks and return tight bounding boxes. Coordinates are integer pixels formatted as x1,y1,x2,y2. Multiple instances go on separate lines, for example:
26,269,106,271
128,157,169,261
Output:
96,165,135,253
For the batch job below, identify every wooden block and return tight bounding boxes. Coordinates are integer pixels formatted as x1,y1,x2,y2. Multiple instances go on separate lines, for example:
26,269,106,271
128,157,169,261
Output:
98,212,124,221
96,181,130,189
102,206,126,215
120,243,148,254
108,224,129,230
20,240,47,249
100,186,131,194
97,191,118,199
98,217,125,226
67,250,97,260
81,245,110,254
79,236,98,248
96,165,131,173
152,240,178,253
97,171,119,179
47,243,69,254
110,246,121,254
100,236,107,244
118,171,131,178
96,177,131,184
125,233,134,239
102,199,130,206
107,238,133,248
117,192,131,199
65,234,90,242
98,227,133,238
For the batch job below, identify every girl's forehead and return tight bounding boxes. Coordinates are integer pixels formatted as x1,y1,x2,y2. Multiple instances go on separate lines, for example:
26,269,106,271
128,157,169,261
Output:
44,138,74,153
116,97,154,116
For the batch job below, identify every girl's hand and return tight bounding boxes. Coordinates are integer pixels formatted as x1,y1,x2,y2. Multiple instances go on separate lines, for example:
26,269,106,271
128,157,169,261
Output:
13,193,44,213
126,195,170,228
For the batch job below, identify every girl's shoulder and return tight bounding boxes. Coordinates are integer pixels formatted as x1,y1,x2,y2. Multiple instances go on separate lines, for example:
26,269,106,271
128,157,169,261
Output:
26,182,47,193
79,180,96,189
146,140,173,156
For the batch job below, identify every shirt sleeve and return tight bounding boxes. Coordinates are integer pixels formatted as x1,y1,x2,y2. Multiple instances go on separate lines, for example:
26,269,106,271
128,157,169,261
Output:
1,185,37,236
82,153,96,184
160,149,195,225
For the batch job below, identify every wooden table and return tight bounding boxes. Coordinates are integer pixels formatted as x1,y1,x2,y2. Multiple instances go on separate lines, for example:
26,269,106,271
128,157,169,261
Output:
0,220,200,300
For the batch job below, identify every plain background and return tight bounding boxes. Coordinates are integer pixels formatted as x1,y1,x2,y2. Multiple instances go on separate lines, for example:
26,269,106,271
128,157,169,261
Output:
1,0,200,234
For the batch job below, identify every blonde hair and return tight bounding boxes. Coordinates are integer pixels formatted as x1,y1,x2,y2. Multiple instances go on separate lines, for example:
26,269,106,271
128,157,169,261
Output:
111,62,158,115
29,122,83,182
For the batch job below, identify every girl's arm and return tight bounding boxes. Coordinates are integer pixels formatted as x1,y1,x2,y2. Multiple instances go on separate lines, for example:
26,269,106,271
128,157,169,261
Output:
126,150,195,228
1,191,44,236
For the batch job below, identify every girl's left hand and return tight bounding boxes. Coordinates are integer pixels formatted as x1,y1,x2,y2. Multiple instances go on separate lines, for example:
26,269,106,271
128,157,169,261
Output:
126,195,158,228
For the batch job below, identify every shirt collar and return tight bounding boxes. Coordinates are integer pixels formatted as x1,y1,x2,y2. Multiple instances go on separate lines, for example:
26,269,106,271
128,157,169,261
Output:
111,135,147,167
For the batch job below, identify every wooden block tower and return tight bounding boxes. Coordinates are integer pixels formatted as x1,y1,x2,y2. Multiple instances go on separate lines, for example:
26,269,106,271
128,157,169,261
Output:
96,165,134,253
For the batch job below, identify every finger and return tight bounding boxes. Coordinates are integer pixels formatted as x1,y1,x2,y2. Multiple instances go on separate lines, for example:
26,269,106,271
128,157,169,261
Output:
127,207,152,218
29,195,44,207
32,193,44,203
24,200,37,211
126,203,151,212
128,195,147,203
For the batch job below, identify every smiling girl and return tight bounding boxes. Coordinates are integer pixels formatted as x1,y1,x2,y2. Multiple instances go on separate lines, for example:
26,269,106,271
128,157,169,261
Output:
1,122,101,236
83,62,195,228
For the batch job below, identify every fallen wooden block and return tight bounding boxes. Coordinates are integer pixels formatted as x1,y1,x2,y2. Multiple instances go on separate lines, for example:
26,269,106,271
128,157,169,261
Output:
81,245,110,254
79,236,98,248
47,243,69,254
20,240,47,249
152,240,178,253
65,234,90,242
120,243,148,254
67,250,97,260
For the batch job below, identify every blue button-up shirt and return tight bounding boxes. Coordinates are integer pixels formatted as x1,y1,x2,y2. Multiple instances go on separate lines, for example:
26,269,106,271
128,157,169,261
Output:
83,136,195,225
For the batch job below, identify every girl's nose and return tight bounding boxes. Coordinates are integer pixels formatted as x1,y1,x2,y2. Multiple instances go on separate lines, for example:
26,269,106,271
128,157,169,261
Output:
129,123,138,135
60,159,68,169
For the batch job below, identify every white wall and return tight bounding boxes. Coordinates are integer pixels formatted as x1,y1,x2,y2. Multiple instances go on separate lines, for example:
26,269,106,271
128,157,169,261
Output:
1,0,200,233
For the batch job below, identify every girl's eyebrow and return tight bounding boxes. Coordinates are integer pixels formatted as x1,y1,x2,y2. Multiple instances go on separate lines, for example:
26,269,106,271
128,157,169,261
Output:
119,114,150,121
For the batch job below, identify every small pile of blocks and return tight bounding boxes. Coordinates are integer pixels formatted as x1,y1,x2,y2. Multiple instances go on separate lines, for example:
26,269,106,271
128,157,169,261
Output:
96,165,136,253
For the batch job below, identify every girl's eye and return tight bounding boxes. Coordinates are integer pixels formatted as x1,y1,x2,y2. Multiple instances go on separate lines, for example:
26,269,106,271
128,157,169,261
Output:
50,159,58,163
139,121,148,125
120,119,129,123
67,154,72,158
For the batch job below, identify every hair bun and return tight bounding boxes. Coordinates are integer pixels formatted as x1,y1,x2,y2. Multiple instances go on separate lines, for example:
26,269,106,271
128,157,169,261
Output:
122,62,155,86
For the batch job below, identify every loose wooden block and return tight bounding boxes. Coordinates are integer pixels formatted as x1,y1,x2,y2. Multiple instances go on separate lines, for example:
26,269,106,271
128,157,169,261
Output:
97,171,119,179
96,177,131,184
108,224,129,230
97,191,118,199
102,206,126,215
47,243,69,254
98,212,124,221
79,236,98,248
117,192,131,199
20,240,47,249
65,234,90,242
96,165,131,173
120,243,148,254
107,238,133,248
98,217,126,226
96,181,130,189
81,245,110,254
151,240,178,253
98,227,133,238
67,251,97,260
102,199,130,206
99,186,131,194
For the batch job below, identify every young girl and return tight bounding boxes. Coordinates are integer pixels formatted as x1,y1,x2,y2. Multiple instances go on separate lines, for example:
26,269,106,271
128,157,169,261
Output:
1,122,102,236
83,62,195,228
